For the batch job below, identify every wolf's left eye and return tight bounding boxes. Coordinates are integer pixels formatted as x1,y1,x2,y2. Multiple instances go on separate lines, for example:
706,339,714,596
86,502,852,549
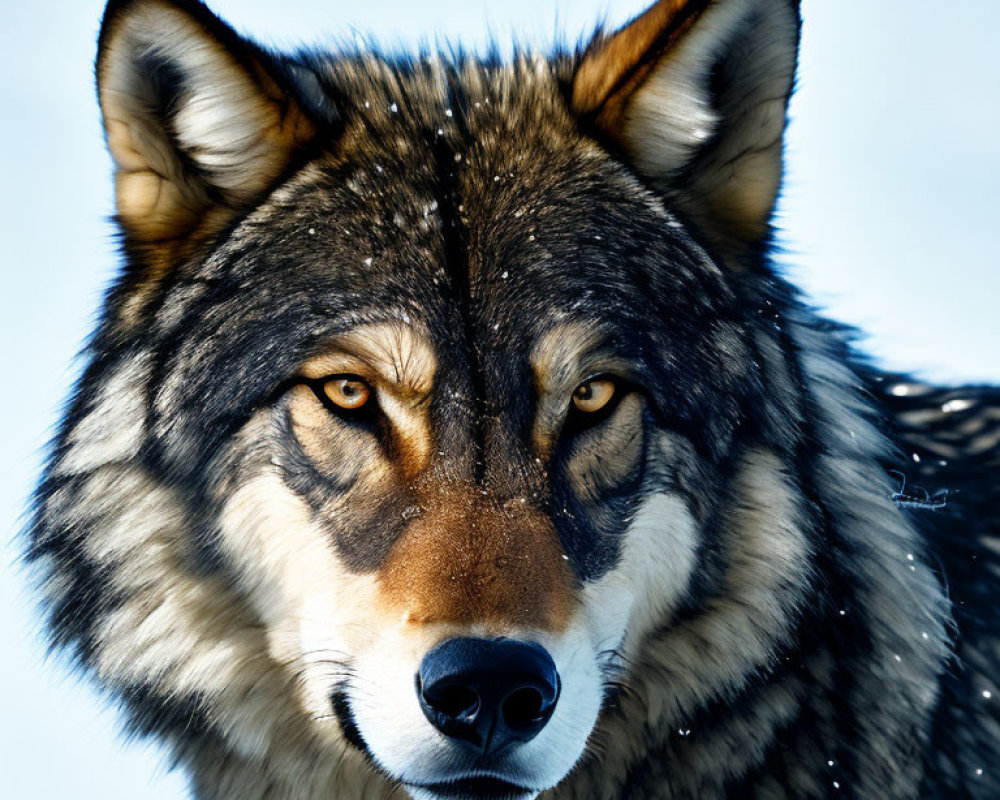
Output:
322,376,371,411
572,378,616,414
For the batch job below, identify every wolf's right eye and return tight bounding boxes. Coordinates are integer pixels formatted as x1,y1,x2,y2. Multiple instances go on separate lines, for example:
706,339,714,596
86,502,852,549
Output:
571,378,616,414
320,376,372,411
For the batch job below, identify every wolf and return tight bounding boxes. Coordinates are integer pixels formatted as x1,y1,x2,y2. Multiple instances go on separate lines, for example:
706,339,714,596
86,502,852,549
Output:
27,0,999,798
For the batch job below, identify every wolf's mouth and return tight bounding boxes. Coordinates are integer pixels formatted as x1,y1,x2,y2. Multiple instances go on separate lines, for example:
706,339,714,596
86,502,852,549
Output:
406,776,537,799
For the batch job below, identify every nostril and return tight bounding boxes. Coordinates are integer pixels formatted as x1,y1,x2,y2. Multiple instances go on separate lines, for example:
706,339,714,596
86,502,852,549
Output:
502,687,545,728
426,682,480,718
417,637,560,755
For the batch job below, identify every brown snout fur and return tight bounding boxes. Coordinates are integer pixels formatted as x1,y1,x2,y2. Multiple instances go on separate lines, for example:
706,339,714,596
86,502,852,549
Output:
377,488,576,632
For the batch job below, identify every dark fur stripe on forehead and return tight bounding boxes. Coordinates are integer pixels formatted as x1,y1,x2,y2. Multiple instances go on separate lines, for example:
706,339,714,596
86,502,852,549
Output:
426,94,488,480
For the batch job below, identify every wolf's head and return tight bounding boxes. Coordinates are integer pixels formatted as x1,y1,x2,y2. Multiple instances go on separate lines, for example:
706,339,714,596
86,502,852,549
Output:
32,2,881,798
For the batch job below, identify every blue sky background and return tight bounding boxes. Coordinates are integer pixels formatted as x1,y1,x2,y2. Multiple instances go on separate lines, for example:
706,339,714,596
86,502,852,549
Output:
0,1,997,798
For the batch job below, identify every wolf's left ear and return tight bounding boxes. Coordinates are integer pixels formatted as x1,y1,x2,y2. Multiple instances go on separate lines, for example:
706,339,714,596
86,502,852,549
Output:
573,0,800,264
97,0,317,266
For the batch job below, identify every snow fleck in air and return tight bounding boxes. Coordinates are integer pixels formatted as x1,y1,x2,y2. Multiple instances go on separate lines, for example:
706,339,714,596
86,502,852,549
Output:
437,128,444,136
561,554,569,561
912,453,921,463
890,384,911,396
389,102,398,113
454,153,462,163
528,234,536,242
922,632,929,639
493,323,500,331
475,101,481,108
984,690,992,699
308,228,315,236
364,257,373,266
976,769,984,776
942,398,973,413
445,108,453,117
833,782,840,790
376,165,383,173
906,553,915,561
594,235,602,240
501,271,509,279
494,175,501,182
827,760,835,767
839,610,847,616
893,654,902,662
364,101,371,109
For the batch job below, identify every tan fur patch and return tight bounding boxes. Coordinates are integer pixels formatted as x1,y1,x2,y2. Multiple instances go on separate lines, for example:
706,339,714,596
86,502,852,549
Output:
376,487,576,632
301,323,437,398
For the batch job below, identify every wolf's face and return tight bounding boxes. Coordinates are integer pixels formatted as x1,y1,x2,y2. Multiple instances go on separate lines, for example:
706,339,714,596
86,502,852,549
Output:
198,99,754,797
152,91,753,798
37,1,808,798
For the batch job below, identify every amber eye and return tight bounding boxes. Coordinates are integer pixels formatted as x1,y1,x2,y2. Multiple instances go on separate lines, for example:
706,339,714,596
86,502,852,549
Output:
571,378,616,413
322,376,371,410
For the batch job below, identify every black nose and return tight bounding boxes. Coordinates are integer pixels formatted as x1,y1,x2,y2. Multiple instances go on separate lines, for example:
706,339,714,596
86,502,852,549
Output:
417,637,560,756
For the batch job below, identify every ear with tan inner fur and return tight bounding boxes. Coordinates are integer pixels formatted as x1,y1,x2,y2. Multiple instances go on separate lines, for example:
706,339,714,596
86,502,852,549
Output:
97,0,316,295
573,0,800,265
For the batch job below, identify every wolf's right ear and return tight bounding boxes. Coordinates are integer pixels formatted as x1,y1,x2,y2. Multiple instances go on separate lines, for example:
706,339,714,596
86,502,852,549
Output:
573,0,800,266
97,0,316,271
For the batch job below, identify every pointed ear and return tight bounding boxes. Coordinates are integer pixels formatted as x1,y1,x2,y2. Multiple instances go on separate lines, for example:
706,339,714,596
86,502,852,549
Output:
97,0,316,266
573,0,800,263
